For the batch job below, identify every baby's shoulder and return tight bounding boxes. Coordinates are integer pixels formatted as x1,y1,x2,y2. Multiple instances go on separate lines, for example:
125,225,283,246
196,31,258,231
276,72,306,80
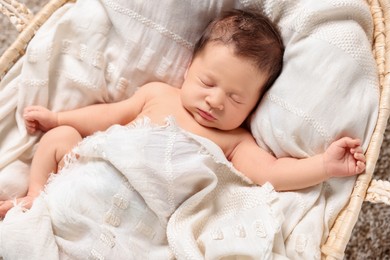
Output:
140,82,178,97
211,127,254,159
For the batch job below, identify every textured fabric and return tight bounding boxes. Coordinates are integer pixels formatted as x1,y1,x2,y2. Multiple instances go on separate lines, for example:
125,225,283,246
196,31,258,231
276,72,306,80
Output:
0,117,283,259
0,0,241,199
251,0,378,158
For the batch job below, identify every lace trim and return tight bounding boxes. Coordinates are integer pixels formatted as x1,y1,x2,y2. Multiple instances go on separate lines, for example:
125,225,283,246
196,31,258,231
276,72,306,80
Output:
127,115,256,185
165,125,177,214
126,115,177,130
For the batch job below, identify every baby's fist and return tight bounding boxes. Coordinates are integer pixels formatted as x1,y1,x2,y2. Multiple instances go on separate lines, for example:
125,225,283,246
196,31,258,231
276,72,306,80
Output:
324,137,366,178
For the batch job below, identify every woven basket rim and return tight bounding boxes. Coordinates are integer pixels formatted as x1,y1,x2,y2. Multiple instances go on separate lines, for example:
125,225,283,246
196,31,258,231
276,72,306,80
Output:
0,0,72,78
322,0,390,258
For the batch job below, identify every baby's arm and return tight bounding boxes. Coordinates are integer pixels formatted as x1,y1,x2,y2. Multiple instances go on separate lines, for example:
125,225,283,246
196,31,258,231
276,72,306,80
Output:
230,135,365,191
24,83,153,136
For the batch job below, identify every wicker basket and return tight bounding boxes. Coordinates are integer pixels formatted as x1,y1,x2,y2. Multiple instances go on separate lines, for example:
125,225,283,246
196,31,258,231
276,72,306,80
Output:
1,0,389,259
321,0,390,258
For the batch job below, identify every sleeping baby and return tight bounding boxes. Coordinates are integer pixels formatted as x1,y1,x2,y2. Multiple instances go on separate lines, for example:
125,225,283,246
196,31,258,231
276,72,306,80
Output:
0,9,365,218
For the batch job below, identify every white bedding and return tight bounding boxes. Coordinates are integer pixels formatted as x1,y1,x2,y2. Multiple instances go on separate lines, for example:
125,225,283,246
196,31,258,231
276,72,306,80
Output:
0,0,379,259
0,118,357,259
0,117,285,259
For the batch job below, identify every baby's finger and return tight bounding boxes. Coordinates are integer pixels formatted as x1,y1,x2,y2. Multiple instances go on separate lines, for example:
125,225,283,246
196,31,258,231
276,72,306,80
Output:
23,110,34,120
23,106,33,114
345,138,361,148
336,137,360,149
354,152,366,163
356,161,366,174
26,125,37,133
24,110,44,122
24,119,32,126
350,146,363,154
24,105,40,114
26,125,36,134
25,120,37,133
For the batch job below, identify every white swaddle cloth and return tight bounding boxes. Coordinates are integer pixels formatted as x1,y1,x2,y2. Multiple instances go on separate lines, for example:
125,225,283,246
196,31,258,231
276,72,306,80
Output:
0,116,283,259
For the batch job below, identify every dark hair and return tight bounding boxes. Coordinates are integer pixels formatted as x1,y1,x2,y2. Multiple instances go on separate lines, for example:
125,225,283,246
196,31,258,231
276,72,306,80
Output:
193,9,284,95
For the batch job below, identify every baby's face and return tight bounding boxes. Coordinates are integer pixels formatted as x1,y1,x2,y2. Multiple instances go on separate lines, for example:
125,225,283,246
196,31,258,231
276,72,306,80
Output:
181,43,267,130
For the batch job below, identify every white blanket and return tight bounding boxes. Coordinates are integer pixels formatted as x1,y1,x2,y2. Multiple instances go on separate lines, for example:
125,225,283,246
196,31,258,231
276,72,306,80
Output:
0,117,285,259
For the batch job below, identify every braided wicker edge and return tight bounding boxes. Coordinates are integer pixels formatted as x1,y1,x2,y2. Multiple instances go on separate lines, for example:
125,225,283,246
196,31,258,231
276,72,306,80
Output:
0,0,33,32
365,179,390,204
0,0,74,79
321,0,390,259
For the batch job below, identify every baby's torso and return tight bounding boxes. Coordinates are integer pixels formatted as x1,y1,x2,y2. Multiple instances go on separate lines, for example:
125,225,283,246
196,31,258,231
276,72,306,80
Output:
133,85,247,159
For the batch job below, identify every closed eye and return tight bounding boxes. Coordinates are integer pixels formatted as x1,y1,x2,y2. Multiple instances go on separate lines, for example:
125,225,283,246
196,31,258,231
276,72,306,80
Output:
230,94,244,104
199,78,214,88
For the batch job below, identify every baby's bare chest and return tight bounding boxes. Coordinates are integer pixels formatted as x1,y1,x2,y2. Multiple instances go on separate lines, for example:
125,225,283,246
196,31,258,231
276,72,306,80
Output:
139,96,186,125
138,95,242,157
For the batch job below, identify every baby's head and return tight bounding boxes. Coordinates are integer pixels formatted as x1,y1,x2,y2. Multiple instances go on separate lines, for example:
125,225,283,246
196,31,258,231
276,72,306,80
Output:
181,9,284,131
193,9,284,96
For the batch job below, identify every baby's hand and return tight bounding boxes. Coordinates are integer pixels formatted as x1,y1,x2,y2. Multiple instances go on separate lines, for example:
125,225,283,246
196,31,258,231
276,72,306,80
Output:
323,137,366,178
24,106,58,134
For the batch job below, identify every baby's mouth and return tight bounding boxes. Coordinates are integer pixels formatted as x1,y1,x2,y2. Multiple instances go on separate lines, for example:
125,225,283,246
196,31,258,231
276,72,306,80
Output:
197,109,216,121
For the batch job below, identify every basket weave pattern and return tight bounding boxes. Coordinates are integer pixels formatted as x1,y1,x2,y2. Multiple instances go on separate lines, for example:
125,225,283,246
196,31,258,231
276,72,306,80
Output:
322,0,390,258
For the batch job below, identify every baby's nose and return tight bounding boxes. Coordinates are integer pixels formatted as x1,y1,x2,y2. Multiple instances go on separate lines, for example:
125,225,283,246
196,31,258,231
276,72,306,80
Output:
206,90,225,110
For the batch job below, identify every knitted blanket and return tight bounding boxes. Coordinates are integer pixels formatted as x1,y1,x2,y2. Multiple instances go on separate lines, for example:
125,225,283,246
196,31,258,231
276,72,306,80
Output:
0,118,284,259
